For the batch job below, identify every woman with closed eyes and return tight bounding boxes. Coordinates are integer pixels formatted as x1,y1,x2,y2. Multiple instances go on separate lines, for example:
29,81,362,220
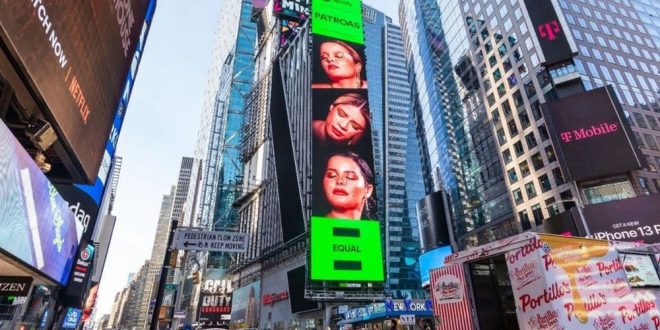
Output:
313,93,370,146
312,40,368,89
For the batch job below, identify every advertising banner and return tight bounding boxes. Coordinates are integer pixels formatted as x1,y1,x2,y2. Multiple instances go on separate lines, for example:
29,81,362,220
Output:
309,0,384,284
61,240,95,303
416,191,452,253
584,194,660,244
273,0,310,21
287,266,319,313
0,121,81,285
522,0,575,65
0,276,33,296
419,245,453,287
430,264,475,330
230,281,260,328
0,0,152,181
61,307,81,329
542,86,645,182
543,195,660,244
505,235,660,329
198,268,232,323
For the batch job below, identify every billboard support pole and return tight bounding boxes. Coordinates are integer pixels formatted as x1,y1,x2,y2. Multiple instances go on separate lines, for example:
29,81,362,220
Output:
151,218,179,330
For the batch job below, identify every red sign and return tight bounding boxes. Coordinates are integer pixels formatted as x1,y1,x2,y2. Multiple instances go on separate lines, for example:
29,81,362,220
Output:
262,291,289,306
430,265,475,330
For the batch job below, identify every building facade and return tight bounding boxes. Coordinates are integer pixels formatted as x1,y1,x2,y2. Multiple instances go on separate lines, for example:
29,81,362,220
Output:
399,0,660,248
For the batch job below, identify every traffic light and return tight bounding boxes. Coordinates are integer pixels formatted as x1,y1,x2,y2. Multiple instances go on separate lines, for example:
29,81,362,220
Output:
192,271,201,285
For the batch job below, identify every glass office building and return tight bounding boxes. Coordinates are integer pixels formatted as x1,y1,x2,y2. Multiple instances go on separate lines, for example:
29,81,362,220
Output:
400,0,660,248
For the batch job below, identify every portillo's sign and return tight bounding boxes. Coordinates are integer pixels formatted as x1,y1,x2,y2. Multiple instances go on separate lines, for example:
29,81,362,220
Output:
261,291,289,306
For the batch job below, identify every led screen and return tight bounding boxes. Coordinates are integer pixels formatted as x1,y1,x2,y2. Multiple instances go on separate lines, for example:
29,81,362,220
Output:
274,0,310,21
621,254,660,287
0,121,81,285
542,86,645,182
311,0,364,45
0,0,151,181
309,0,383,283
310,217,383,281
419,245,453,287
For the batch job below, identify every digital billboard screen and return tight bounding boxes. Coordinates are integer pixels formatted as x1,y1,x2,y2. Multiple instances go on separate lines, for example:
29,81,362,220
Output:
311,0,364,45
522,0,574,65
287,266,320,313
416,191,452,253
0,0,151,182
309,0,383,284
198,268,232,323
419,245,453,287
542,86,645,182
273,0,310,21
0,121,81,285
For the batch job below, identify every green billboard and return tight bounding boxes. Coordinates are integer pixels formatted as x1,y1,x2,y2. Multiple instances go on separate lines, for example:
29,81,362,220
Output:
311,0,364,44
310,217,384,281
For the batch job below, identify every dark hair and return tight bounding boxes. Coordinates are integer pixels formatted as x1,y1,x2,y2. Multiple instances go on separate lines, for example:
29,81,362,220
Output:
325,151,377,220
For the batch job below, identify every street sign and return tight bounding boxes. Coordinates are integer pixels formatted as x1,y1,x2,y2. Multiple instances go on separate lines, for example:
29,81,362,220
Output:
400,314,415,325
172,230,248,253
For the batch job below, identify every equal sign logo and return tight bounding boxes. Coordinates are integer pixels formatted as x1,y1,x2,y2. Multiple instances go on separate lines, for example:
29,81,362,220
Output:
332,227,362,271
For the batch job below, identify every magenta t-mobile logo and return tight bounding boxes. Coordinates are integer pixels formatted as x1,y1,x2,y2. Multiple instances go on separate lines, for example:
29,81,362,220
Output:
538,20,561,41
559,122,619,143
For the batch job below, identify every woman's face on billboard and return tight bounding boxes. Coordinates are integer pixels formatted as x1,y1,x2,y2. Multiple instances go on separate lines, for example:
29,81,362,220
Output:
320,42,361,86
323,155,373,219
325,102,367,144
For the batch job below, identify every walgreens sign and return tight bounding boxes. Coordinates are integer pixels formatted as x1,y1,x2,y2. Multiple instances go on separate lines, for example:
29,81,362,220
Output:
542,86,645,182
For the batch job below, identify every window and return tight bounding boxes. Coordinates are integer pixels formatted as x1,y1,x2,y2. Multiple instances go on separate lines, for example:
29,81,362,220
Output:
493,68,502,81
502,99,512,115
524,80,537,98
489,55,497,67
545,145,556,162
530,101,542,120
518,110,531,129
497,83,507,97
546,197,559,216
525,132,538,149
634,112,647,128
502,149,513,164
644,134,659,151
508,119,519,136
537,70,551,88
539,174,552,192
552,167,565,185
519,210,531,230
513,188,524,205
518,64,528,79
531,152,544,170
513,90,524,107
520,160,530,177
538,124,550,141
497,127,507,145
514,141,524,156
532,204,544,226
491,109,500,122
508,168,519,183
488,93,496,106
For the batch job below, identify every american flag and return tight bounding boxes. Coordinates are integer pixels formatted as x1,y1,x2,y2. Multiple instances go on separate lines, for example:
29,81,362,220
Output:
430,264,475,330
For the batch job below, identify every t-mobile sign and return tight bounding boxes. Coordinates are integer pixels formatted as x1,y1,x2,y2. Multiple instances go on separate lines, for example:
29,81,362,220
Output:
522,0,575,65
542,86,645,182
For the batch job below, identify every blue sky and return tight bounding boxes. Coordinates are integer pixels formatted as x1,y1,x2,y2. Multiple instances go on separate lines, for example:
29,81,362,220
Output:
96,0,401,319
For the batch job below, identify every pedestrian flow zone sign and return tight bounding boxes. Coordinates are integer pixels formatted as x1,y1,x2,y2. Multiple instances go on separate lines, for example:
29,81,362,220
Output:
172,229,247,253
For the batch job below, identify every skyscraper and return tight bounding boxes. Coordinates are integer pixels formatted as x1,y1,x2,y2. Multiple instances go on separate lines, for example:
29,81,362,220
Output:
399,0,660,248
137,186,175,328
138,157,193,328
400,0,516,248
197,0,258,251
